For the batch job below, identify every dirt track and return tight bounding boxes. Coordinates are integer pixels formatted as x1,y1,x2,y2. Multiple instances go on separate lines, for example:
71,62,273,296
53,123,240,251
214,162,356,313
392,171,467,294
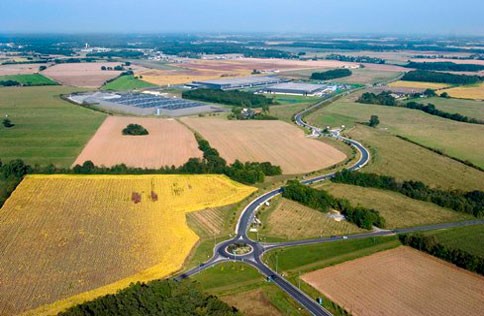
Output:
181,117,346,174
74,117,202,168
302,246,484,316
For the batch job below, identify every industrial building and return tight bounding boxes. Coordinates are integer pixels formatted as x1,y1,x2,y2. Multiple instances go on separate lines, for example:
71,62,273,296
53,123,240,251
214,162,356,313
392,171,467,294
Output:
189,76,286,90
263,82,336,96
68,92,221,116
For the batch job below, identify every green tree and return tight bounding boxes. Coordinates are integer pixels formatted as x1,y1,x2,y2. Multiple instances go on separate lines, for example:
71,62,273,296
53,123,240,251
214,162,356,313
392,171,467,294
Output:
440,92,450,98
2,118,14,128
369,115,380,127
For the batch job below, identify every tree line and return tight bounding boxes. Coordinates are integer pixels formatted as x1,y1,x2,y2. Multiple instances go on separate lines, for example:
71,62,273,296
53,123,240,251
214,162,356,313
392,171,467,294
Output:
399,233,484,275
401,70,482,85
282,180,385,230
59,279,240,316
332,169,483,217
310,69,352,80
357,91,483,124
405,61,484,72
325,54,385,64
182,89,275,108
0,159,32,208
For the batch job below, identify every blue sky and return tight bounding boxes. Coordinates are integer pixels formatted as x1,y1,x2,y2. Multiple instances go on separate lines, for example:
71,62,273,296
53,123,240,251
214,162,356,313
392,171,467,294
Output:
1,0,483,35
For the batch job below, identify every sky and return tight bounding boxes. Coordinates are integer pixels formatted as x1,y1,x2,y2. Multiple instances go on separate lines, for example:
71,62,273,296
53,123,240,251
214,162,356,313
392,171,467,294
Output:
1,0,483,35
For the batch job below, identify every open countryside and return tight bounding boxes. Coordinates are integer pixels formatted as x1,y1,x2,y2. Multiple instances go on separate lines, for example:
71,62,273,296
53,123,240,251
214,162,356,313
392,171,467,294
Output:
0,174,256,316
1,5,484,315
74,116,203,168
301,247,484,316
182,118,347,174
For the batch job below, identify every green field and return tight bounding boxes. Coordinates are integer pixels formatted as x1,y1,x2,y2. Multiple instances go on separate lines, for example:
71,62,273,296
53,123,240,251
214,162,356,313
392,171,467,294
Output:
102,75,156,90
406,97,484,121
0,86,106,167
264,236,399,273
320,183,472,229
424,225,484,257
0,74,58,86
193,262,307,315
306,94,484,168
346,125,484,190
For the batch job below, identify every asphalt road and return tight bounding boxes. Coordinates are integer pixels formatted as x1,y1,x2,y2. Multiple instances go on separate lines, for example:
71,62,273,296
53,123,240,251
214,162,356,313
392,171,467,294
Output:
175,93,483,316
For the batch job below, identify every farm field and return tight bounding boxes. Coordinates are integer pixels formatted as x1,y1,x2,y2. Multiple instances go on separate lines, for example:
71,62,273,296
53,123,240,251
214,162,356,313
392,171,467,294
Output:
346,125,484,190
0,73,57,85
258,197,365,240
41,62,126,87
425,225,484,257
0,63,47,75
0,174,256,316
301,246,484,316
137,57,360,86
73,116,202,168
0,86,106,167
102,74,156,90
410,97,484,121
306,94,484,168
264,236,400,273
320,183,471,229
440,82,484,100
181,117,346,174
387,80,450,90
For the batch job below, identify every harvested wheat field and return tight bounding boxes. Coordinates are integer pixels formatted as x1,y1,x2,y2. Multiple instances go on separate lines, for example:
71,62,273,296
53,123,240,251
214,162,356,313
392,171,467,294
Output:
0,174,256,316
301,246,484,316
74,116,202,168
0,63,47,75
440,83,484,100
41,62,127,87
388,80,451,90
181,117,346,174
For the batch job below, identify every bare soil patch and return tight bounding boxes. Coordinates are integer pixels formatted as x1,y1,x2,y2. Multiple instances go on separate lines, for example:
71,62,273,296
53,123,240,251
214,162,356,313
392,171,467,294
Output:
302,246,484,316
42,62,125,87
181,117,346,174
222,289,283,316
74,116,202,168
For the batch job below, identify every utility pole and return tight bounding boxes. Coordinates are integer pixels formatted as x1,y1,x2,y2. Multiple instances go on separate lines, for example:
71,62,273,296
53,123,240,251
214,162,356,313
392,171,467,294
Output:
298,271,301,290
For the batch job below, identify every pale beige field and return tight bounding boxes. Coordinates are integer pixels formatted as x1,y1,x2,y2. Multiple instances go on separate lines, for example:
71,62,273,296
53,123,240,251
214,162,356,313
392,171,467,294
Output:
0,63,47,75
181,117,346,174
440,83,484,100
222,289,283,316
388,80,451,90
74,116,202,168
0,174,256,316
302,247,484,316
261,198,364,240
41,62,125,87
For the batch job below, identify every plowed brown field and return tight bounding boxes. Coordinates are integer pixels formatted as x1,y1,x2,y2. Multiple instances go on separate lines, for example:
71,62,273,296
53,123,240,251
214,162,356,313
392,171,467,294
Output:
181,118,346,174
74,116,202,168
302,247,484,316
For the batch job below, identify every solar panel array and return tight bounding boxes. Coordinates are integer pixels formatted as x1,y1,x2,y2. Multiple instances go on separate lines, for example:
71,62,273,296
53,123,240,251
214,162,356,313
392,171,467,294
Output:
107,93,204,110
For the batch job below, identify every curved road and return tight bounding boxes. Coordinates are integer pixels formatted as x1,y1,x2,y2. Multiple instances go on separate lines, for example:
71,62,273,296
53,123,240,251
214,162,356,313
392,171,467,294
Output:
176,94,484,316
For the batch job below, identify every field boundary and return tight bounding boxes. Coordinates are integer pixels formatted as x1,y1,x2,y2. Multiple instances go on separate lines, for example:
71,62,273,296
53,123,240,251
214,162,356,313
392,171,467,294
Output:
396,135,484,172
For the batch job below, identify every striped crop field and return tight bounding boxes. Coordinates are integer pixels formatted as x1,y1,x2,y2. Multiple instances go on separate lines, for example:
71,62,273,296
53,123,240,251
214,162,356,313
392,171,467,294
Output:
0,174,256,316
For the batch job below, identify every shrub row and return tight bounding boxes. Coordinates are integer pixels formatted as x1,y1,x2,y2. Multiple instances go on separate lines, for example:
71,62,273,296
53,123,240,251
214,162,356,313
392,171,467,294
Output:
282,180,385,230
182,89,275,108
332,169,483,217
